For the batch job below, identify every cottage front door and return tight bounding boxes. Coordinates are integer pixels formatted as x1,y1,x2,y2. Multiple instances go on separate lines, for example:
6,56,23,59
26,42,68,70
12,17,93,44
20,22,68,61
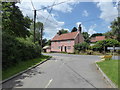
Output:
61,46,63,52
64,46,67,52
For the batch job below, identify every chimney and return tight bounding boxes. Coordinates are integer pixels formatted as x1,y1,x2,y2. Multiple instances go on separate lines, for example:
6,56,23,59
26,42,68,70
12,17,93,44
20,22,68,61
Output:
78,24,82,33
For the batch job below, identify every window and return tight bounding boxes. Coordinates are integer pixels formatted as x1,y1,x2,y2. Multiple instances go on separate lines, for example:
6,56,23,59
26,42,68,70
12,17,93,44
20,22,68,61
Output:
68,40,71,43
58,46,61,49
67,46,71,49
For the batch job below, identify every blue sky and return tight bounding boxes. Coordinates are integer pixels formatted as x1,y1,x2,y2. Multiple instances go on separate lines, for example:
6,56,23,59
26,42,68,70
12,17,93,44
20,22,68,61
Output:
17,0,118,39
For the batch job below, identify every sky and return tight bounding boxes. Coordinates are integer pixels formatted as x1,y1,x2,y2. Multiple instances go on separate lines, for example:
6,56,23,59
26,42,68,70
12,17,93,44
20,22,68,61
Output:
16,0,119,40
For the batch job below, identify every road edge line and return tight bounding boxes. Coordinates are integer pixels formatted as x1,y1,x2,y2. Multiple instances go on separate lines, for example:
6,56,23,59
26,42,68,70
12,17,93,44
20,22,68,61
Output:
2,57,52,84
95,61,117,88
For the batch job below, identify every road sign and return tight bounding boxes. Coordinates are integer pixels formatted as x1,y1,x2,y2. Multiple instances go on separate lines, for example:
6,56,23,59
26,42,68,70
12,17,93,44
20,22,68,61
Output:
107,47,120,50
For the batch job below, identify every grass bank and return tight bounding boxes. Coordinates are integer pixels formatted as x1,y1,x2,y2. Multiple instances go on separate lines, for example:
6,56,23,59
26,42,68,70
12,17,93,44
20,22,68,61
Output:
96,60,119,87
2,55,52,80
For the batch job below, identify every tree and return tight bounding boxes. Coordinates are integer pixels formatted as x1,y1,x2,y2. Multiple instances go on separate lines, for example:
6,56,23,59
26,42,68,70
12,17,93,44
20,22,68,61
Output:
71,27,77,32
92,39,120,52
57,29,69,35
104,31,114,39
30,22,44,45
46,39,51,46
42,38,47,47
90,33,103,38
82,32,90,43
104,17,120,41
2,2,32,38
110,17,120,41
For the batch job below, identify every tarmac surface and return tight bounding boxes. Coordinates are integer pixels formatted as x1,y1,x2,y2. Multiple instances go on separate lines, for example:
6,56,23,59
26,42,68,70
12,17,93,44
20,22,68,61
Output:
2,53,112,88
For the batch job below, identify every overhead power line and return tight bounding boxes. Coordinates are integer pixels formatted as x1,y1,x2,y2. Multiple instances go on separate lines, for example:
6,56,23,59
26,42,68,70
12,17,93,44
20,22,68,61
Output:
44,0,56,25
30,0,35,10
37,0,70,11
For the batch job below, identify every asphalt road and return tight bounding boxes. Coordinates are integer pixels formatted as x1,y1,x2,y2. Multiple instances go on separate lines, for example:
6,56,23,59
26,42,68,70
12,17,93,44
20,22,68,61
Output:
2,53,112,88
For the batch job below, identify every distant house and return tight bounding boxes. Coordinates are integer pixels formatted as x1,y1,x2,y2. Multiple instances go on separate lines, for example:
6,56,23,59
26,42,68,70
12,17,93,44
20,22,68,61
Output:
51,25,84,53
90,36,106,43
43,46,51,53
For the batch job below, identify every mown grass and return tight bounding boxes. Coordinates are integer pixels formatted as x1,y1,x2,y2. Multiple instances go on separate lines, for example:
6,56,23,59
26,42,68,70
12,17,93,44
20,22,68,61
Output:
2,55,52,80
96,60,119,86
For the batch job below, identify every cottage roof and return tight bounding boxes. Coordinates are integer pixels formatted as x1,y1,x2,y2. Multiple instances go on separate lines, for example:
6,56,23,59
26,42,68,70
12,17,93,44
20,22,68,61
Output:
91,36,106,42
51,31,79,41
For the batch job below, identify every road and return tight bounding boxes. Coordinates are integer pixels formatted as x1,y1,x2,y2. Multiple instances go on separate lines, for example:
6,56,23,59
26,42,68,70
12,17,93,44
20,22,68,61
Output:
2,53,112,88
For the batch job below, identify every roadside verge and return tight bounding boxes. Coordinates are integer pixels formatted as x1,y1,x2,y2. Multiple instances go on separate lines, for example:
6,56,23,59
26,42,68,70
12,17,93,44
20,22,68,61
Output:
95,60,117,88
2,56,52,84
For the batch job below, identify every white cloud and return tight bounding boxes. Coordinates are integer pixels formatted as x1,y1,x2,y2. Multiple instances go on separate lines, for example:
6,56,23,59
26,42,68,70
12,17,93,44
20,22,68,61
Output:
16,0,82,39
76,22,96,35
108,26,111,29
76,22,87,32
96,0,118,22
82,10,89,17
76,22,82,27
88,24,97,35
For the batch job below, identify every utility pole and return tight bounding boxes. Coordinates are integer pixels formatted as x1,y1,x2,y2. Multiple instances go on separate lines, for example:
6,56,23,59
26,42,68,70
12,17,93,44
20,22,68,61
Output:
33,10,36,43
40,27,43,52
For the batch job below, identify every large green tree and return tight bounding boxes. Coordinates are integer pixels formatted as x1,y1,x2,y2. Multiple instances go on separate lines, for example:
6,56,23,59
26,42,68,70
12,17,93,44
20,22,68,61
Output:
110,17,120,41
57,29,69,35
82,32,90,43
90,33,103,38
71,27,77,32
92,39,120,52
2,2,32,38
30,22,44,46
104,17,120,42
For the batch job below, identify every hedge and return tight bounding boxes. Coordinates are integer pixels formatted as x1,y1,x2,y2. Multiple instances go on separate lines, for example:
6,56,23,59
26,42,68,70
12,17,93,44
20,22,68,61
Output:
2,33,41,69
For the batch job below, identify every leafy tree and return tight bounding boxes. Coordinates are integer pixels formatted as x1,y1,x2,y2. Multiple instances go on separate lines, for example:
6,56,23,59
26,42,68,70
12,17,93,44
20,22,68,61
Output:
104,31,114,39
30,22,44,44
57,29,69,35
42,38,47,47
46,39,51,46
92,39,120,52
110,17,120,41
71,27,77,32
74,42,89,52
2,2,32,38
82,32,90,43
104,17,120,41
90,33,103,38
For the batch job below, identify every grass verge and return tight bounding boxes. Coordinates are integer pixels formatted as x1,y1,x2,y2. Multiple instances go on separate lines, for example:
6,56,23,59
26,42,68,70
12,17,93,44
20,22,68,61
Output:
2,55,52,80
96,60,119,86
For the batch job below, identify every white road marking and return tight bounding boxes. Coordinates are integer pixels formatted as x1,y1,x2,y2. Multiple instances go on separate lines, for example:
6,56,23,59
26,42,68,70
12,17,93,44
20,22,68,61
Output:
45,79,53,88
55,60,57,62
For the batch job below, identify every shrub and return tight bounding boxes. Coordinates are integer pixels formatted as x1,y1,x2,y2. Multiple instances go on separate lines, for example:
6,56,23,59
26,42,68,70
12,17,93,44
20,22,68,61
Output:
2,33,41,69
74,42,89,53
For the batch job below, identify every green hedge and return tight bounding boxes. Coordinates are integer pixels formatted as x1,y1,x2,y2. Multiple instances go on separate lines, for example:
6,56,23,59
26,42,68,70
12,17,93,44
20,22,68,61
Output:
2,33,41,69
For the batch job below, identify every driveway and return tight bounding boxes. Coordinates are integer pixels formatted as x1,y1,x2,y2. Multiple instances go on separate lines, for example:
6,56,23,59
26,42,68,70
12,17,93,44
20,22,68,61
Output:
2,53,112,88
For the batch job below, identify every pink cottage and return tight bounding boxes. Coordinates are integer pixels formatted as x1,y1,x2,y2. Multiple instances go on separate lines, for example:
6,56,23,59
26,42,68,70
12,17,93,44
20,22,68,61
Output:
51,25,84,53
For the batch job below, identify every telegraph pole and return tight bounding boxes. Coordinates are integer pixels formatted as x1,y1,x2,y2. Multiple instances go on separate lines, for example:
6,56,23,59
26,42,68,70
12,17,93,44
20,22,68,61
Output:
33,10,36,43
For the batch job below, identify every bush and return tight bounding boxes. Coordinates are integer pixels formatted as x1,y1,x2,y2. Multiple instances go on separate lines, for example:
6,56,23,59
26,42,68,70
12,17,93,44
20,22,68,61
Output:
2,33,41,69
74,42,89,53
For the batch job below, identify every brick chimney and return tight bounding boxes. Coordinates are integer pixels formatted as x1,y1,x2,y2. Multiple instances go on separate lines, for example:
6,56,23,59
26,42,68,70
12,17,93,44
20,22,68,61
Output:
78,24,82,33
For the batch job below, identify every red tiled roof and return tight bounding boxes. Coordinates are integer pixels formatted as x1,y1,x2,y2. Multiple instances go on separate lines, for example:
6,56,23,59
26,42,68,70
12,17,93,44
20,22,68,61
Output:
51,32,79,41
91,36,106,42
